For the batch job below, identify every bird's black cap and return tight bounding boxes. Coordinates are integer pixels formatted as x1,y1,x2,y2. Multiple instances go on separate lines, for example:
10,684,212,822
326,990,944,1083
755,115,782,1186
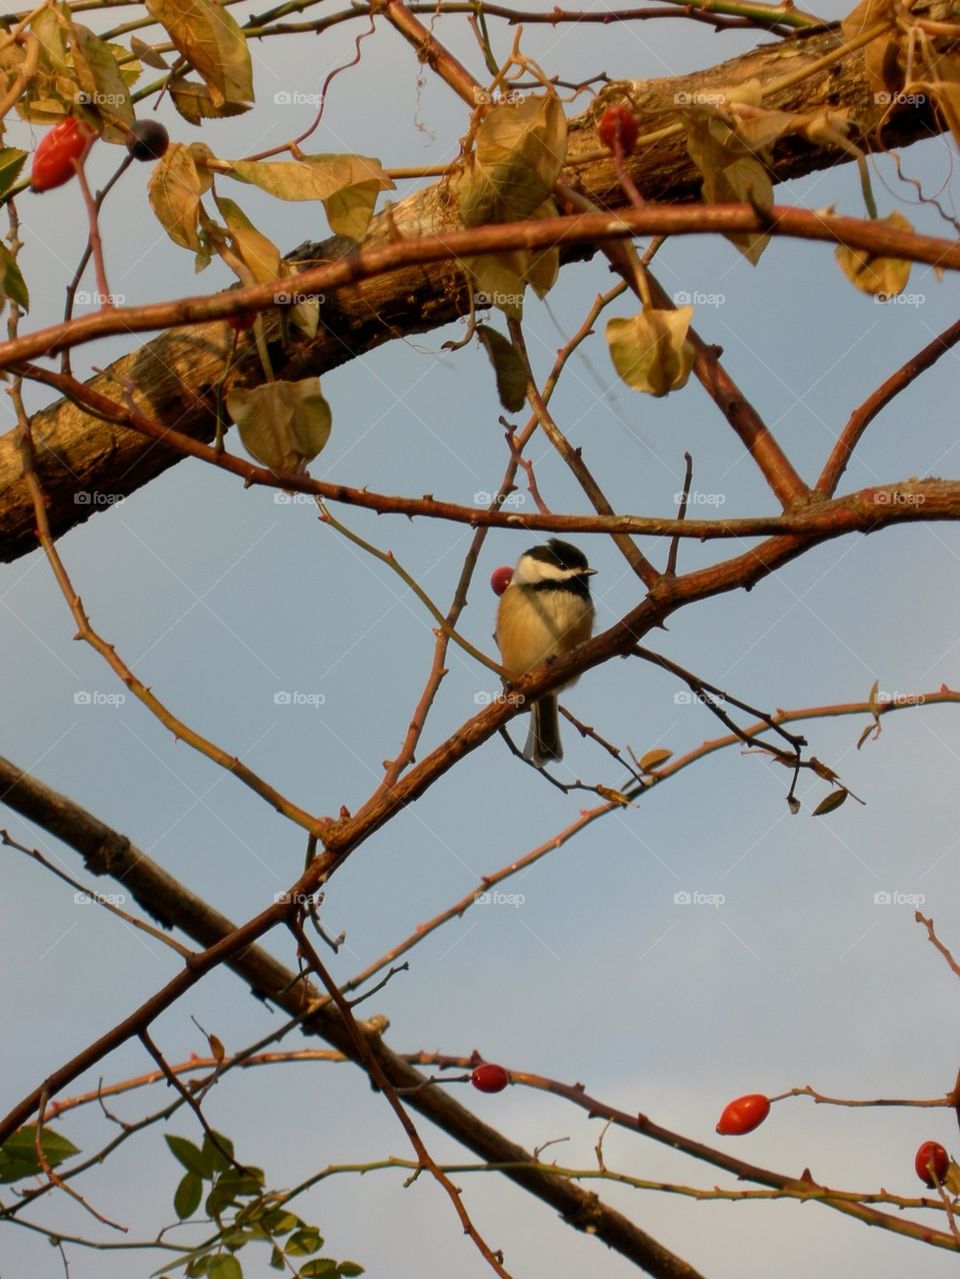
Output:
524,538,592,572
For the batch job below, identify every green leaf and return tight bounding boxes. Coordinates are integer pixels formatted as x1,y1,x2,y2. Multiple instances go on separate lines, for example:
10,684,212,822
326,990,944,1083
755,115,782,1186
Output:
606,307,695,397
175,1170,204,1220
298,1262,337,1278
336,1265,364,1277
145,0,253,106
148,143,203,250
202,1131,235,1175
0,243,29,313
476,326,527,412
225,156,394,239
0,1125,79,1183
812,788,848,817
0,148,27,197
70,22,135,136
285,1228,323,1257
205,1255,243,1279
262,1209,302,1236
166,1134,210,1178
227,379,332,476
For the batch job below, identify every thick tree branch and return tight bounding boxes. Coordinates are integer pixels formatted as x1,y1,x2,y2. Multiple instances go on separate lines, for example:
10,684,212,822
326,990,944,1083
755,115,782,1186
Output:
1,3,957,559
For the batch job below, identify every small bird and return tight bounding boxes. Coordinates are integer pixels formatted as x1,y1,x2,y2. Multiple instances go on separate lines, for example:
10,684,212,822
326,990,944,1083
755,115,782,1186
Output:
496,538,597,765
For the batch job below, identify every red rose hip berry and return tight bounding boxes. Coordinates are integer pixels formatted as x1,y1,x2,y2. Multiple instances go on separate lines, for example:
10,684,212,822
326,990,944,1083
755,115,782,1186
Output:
716,1093,770,1136
30,118,97,193
471,1063,510,1093
598,104,638,157
915,1140,949,1187
490,565,513,596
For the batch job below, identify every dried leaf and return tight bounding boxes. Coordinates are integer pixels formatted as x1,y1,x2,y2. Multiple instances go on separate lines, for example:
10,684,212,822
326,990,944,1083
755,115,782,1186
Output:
148,143,203,250
809,757,840,783
682,111,773,263
226,155,394,239
0,243,29,313
226,378,332,475
595,785,632,806
214,195,281,282
639,748,673,771
835,209,912,297
169,76,250,124
459,94,567,227
145,0,253,106
812,788,848,817
476,326,527,412
606,307,695,397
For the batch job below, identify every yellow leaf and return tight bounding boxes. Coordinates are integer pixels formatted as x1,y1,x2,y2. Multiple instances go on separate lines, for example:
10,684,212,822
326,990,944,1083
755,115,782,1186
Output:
459,94,567,228
148,143,202,250
145,0,253,106
835,209,912,297
639,748,673,771
606,308,695,397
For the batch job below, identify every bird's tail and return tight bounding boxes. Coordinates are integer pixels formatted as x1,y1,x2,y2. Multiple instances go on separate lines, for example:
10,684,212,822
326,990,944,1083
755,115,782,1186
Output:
525,695,562,765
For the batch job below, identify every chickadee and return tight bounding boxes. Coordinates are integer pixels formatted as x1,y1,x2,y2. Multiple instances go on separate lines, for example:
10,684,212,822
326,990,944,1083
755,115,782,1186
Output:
496,538,597,765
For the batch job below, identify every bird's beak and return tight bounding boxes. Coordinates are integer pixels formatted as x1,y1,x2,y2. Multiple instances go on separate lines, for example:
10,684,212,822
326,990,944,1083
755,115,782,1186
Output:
583,567,598,576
